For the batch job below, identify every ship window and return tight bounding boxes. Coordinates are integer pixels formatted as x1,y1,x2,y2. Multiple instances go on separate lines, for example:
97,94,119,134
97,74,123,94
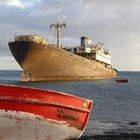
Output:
74,48,77,53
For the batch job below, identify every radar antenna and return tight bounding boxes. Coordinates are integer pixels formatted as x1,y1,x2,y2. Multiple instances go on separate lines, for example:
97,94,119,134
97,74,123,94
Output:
50,0,66,48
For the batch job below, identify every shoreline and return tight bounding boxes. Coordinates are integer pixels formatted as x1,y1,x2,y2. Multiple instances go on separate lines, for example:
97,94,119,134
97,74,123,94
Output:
79,133,140,140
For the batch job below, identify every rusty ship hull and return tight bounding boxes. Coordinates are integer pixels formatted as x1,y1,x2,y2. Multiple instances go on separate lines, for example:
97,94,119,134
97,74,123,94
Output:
9,41,117,81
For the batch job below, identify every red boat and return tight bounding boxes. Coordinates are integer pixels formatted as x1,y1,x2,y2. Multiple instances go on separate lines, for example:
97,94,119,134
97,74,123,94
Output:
0,84,92,140
116,79,129,83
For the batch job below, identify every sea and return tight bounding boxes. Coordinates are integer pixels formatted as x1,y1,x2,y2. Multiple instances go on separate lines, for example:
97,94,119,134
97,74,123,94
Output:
0,70,140,140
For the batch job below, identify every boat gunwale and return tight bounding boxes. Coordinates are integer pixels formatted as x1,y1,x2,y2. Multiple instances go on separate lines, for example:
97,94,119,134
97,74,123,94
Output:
0,84,92,103
0,96,91,113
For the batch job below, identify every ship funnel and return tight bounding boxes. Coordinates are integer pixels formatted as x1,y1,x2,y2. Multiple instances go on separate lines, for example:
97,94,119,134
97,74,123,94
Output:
81,37,93,48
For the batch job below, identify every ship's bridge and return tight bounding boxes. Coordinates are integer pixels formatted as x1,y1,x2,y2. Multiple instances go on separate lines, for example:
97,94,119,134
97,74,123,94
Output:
66,37,112,65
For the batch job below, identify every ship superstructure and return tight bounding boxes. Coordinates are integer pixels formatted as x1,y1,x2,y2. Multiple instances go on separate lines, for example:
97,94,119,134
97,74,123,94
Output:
66,37,112,67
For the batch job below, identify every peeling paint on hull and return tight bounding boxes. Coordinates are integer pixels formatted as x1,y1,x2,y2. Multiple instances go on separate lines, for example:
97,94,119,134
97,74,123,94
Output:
0,110,81,140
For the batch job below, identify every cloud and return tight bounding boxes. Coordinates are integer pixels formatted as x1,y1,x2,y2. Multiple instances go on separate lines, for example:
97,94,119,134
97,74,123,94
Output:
6,0,25,9
0,0,140,70
0,0,26,9
0,0,41,9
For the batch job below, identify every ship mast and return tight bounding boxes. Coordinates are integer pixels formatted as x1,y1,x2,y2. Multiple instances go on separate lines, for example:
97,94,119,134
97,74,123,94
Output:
50,0,66,48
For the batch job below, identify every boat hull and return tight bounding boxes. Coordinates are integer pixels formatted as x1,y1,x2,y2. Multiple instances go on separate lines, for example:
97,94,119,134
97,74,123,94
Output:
9,41,117,81
0,84,92,140
0,110,81,140
116,79,129,83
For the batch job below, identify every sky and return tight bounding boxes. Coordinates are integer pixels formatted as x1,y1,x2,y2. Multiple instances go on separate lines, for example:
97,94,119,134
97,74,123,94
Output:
0,0,140,71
